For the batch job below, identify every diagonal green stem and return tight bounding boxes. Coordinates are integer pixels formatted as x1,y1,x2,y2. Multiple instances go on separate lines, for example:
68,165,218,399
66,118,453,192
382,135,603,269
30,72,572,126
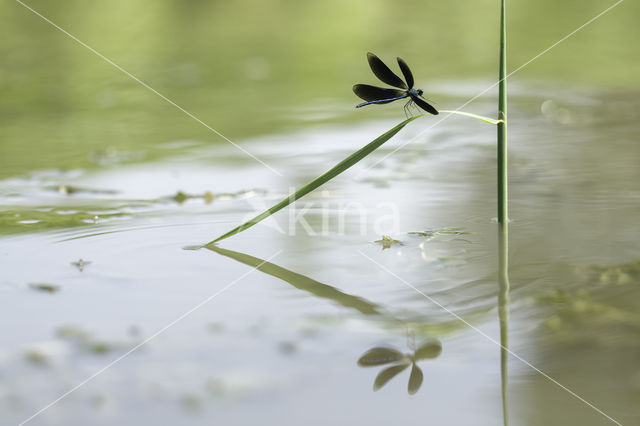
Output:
204,115,424,246
439,110,503,125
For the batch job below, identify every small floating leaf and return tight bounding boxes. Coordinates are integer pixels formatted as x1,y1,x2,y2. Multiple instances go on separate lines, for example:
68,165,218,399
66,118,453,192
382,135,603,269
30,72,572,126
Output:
278,341,297,355
71,258,91,271
24,350,48,366
181,393,204,412
373,363,410,391
408,230,437,238
49,185,117,196
203,191,215,203
414,340,442,360
56,325,90,341
436,228,472,235
408,228,472,238
408,363,424,395
29,283,61,293
87,342,112,355
374,235,403,250
173,191,189,203
358,347,406,366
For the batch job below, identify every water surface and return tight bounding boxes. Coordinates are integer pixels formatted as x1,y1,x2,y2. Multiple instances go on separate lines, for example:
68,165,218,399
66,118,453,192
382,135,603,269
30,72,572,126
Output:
1,1,639,425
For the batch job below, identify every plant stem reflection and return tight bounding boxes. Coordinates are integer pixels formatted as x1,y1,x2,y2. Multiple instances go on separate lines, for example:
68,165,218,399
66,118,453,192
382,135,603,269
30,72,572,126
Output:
498,223,510,426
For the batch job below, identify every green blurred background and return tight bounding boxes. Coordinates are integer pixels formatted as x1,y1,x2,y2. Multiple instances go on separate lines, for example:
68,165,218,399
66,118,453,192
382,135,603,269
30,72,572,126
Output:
0,0,637,178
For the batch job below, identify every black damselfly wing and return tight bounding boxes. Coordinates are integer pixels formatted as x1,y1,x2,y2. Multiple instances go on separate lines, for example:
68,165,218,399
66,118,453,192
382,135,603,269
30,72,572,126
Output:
353,84,406,104
411,95,438,115
367,52,408,89
396,57,414,89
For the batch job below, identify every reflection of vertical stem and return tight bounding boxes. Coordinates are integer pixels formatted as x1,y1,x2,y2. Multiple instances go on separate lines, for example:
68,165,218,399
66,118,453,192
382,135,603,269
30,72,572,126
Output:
498,223,510,426
497,0,508,224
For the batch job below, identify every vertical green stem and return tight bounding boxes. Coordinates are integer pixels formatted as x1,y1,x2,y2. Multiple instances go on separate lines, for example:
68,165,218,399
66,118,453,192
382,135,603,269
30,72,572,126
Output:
498,2,509,424
498,0,508,223
498,223,510,426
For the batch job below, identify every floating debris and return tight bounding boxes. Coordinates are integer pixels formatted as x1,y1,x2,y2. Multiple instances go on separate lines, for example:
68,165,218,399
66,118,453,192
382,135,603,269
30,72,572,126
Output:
205,378,226,396
207,322,225,334
28,283,61,293
71,258,91,271
49,185,117,196
56,325,131,355
408,227,473,240
90,394,107,409
181,393,203,412
162,188,263,205
203,191,214,203
173,191,189,204
169,189,217,204
374,235,404,250
86,341,112,355
24,350,48,366
278,341,297,355
56,325,90,340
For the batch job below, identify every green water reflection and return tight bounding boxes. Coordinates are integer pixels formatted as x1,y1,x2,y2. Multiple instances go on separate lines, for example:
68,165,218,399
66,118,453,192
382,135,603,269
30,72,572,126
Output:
208,245,383,316
499,223,510,426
